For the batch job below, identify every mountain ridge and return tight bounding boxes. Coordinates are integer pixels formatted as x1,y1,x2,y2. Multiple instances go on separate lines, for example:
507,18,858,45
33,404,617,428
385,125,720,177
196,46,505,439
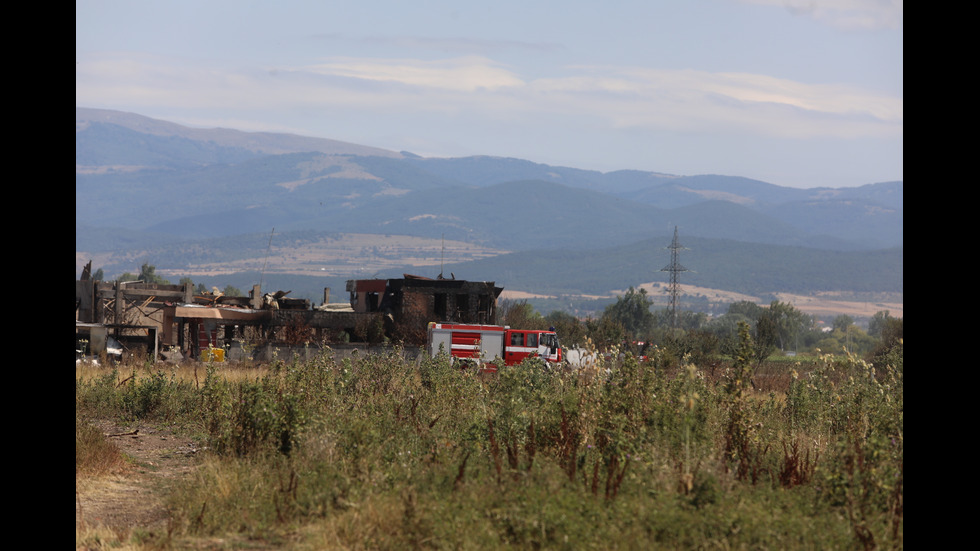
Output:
75,108,902,308
77,107,403,159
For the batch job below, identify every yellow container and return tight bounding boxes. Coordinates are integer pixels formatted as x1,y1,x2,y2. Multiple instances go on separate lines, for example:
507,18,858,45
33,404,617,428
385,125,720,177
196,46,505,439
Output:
201,348,225,362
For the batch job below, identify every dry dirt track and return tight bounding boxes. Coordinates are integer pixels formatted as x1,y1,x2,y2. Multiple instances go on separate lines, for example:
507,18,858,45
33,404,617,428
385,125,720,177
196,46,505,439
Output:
76,421,202,539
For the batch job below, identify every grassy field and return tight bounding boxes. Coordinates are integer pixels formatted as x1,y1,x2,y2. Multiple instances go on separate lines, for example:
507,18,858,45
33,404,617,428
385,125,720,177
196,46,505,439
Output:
76,334,902,550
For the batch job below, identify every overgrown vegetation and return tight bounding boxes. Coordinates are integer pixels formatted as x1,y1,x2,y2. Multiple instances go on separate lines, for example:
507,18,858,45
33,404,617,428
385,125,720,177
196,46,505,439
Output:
76,326,903,549
502,293,900,366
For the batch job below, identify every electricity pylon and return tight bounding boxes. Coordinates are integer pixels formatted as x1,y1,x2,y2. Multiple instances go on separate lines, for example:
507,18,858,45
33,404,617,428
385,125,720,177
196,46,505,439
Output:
660,226,689,329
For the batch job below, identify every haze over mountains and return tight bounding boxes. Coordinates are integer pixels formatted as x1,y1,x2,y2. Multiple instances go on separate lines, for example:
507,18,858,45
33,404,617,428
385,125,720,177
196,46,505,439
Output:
75,107,902,311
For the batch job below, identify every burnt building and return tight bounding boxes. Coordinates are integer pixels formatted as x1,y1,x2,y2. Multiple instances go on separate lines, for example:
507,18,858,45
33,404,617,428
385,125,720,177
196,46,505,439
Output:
348,275,503,325
76,266,505,360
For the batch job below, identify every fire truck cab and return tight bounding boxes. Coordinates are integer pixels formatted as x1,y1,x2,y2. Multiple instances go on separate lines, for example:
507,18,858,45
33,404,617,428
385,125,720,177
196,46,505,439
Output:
427,322,562,372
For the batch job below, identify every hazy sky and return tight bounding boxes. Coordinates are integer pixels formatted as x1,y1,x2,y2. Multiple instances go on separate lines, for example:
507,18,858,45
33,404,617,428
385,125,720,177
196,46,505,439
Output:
76,0,902,189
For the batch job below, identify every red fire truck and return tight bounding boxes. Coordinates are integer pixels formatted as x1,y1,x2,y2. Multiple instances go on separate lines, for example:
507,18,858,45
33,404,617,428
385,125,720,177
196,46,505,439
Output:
426,322,562,372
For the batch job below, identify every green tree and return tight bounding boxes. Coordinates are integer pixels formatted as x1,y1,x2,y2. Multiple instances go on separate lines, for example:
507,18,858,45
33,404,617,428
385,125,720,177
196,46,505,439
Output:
137,263,170,284
712,301,765,345
727,301,764,321
867,310,892,338
652,308,707,332
868,316,903,371
764,300,812,352
706,300,810,355
705,312,754,341
815,325,877,356
499,299,546,330
602,287,655,341
661,329,720,368
880,316,903,345
832,314,854,333
753,310,779,363
223,285,243,297
544,310,587,347
585,315,626,350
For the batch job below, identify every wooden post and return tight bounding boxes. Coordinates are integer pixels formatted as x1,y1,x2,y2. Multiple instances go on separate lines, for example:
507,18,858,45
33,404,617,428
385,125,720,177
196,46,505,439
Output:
251,284,262,309
114,282,124,324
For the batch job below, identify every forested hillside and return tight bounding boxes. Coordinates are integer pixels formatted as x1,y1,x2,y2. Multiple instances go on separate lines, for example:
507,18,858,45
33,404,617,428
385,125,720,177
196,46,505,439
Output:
76,108,903,309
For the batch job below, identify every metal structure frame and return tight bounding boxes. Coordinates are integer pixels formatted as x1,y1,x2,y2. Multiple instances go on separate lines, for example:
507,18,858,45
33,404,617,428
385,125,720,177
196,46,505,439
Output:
660,226,689,329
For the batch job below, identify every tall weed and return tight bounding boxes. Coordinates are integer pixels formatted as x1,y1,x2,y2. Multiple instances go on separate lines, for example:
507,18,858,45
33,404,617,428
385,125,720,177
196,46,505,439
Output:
76,365,197,423
76,341,901,549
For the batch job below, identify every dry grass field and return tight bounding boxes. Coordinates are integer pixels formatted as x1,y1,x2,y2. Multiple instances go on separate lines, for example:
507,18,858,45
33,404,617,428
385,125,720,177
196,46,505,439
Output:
159,233,509,278
507,283,903,320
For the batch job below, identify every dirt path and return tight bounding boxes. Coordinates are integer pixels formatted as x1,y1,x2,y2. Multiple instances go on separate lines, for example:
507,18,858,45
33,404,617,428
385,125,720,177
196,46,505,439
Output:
76,420,203,537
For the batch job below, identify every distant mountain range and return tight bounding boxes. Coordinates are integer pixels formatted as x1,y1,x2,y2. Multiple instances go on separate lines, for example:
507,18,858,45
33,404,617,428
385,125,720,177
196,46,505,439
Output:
75,107,902,308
